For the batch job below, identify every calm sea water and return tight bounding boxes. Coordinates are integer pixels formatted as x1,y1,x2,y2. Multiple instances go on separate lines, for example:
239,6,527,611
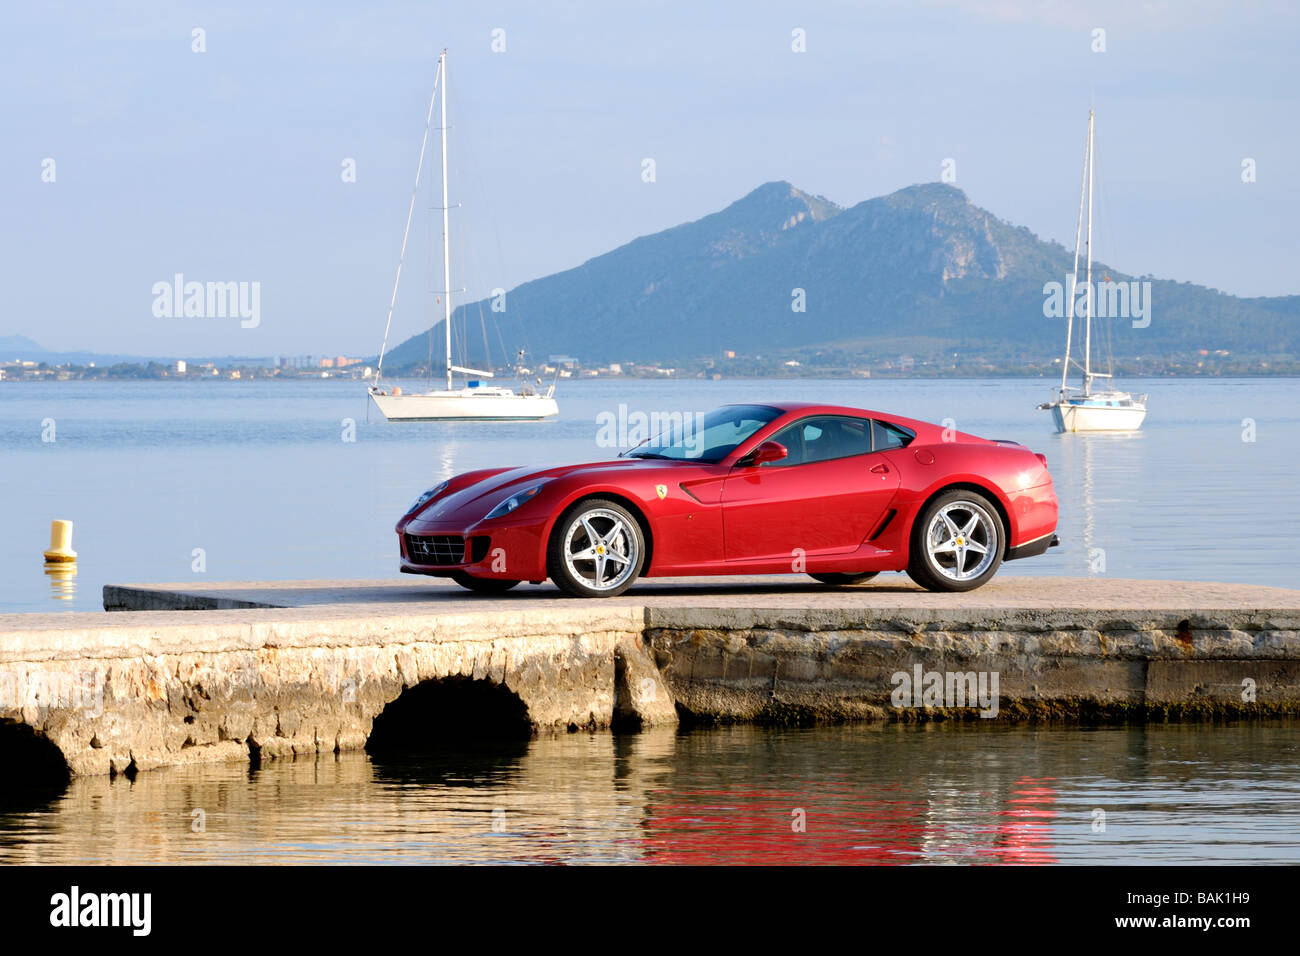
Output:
2,377,1297,866
1,722,1296,865
0,376,1296,612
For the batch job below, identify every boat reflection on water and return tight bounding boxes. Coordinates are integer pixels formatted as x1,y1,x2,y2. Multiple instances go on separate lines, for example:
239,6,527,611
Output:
1054,429,1147,576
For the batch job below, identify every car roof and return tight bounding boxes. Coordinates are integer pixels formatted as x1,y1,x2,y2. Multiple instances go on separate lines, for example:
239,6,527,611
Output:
722,401,938,437
736,400,888,419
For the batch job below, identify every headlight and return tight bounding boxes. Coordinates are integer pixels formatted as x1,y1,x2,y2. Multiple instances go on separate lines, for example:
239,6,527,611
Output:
407,480,449,514
485,484,545,519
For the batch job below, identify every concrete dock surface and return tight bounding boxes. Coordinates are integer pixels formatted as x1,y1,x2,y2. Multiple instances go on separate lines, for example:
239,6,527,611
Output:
99,573,1300,615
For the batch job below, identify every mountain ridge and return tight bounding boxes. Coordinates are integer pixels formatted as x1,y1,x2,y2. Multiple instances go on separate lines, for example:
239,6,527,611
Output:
375,180,1300,369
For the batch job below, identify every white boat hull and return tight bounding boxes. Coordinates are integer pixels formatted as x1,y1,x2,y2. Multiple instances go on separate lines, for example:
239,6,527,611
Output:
1049,401,1147,433
370,389,558,421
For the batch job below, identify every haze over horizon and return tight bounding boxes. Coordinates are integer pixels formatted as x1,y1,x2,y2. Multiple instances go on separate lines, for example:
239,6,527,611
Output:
2,0,1296,357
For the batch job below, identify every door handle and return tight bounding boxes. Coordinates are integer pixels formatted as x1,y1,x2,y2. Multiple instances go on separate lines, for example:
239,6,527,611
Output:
870,463,890,475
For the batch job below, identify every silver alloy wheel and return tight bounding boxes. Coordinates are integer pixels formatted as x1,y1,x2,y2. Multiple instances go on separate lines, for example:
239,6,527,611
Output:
924,500,998,582
561,507,640,592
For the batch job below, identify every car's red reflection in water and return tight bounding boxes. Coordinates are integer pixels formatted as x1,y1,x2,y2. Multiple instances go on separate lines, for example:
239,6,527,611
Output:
637,776,1060,865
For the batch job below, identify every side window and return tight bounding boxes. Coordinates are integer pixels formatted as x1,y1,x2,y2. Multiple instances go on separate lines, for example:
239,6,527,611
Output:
765,416,872,466
871,419,914,450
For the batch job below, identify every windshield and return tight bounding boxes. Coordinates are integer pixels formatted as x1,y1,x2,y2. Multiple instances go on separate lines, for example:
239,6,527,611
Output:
627,404,782,463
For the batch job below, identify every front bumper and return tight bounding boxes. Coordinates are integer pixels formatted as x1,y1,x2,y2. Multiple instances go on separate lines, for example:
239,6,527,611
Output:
397,516,550,581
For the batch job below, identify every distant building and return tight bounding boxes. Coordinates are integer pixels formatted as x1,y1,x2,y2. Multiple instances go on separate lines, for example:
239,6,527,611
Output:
548,354,580,368
319,358,335,368
174,360,187,374
724,350,736,359
607,363,623,374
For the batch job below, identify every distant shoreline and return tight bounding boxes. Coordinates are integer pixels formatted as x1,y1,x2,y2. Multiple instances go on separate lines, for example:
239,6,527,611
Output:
5,368,1299,383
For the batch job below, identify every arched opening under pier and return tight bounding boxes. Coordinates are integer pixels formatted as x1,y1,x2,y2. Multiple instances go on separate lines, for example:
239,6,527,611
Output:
0,720,71,805
365,676,533,758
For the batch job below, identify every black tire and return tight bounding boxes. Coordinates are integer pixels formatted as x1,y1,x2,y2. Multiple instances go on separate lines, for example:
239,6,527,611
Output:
547,498,646,598
906,489,1004,593
449,572,521,594
809,572,880,586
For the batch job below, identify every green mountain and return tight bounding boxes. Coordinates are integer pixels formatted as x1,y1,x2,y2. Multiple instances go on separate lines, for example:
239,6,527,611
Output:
382,181,1300,370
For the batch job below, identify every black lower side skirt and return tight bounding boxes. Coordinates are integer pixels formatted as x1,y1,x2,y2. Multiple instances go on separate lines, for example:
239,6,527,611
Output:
1006,533,1060,561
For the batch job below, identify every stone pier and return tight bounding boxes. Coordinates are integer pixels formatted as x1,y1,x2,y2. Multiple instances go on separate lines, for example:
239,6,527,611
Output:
2,576,1298,777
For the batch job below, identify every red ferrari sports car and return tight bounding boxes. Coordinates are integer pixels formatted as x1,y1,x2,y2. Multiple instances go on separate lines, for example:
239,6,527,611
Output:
396,403,1059,597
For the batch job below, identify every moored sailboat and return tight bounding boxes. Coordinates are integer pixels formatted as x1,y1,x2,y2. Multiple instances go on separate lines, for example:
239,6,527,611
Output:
368,50,558,422
1039,109,1147,433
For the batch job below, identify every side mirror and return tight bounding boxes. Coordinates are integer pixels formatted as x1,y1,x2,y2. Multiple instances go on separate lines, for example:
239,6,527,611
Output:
746,441,788,466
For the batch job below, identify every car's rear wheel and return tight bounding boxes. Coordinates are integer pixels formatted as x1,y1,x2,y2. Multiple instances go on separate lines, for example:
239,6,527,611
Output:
548,498,645,598
906,489,1004,592
449,572,521,594
809,572,879,586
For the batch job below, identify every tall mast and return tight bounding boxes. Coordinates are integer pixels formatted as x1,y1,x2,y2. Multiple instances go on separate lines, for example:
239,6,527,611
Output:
374,60,440,387
1082,108,1095,396
439,50,453,393
1061,112,1090,395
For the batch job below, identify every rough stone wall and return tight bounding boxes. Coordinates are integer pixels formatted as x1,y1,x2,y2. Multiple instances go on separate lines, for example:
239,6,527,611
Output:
5,600,1300,777
645,613,1300,723
0,609,675,777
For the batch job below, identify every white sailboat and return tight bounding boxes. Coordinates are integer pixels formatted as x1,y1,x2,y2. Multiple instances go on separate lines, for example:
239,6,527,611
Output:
1039,109,1146,433
369,50,558,422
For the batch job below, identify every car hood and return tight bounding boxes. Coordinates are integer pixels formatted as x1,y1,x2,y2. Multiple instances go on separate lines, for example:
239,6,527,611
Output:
404,457,698,529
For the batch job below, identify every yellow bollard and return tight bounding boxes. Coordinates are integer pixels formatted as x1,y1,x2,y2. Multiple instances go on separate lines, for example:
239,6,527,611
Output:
44,519,77,563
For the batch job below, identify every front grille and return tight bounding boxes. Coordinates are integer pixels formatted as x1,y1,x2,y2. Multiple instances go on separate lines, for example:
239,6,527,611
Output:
404,534,465,566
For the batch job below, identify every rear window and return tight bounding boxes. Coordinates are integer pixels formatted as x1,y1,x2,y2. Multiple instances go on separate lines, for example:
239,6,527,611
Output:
872,420,914,450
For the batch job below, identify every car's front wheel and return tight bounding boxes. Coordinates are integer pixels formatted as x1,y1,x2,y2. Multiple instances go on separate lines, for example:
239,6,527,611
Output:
809,572,879,586
548,498,645,598
449,572,521,594
906,489,1004,592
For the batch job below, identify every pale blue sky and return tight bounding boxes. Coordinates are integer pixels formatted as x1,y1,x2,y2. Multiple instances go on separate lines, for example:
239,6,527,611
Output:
2,0,1296,357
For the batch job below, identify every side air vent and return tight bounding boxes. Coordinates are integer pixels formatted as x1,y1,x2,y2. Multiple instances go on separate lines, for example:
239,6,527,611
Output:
868,509,897,541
